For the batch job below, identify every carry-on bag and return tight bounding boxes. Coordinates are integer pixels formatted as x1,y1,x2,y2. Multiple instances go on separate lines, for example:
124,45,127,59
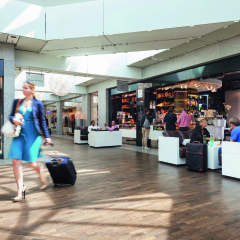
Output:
44,143,77,186
186,141,208,172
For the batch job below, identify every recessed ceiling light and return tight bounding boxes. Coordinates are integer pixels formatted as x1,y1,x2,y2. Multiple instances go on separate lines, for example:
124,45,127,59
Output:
224,26,228,28
198,36,202,38
190,25,195,27
148,30,153,32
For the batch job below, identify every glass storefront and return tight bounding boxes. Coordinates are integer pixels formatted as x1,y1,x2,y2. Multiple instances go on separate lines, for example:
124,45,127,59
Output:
62,97,82,135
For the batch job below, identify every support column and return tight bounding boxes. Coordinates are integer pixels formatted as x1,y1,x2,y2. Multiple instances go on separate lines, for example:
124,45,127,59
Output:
98,89,107,129
56,101,63,135
0,43,15,159
82,94,90,126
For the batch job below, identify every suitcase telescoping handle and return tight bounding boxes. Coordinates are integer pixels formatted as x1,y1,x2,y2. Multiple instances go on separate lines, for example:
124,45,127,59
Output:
44,142,61,165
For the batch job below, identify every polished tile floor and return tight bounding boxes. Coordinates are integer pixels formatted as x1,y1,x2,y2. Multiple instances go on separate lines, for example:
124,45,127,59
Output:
0,137,239,240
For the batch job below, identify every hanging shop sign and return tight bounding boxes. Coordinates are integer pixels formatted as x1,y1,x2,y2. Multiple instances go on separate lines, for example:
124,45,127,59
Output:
26,73,45,87
117,81,129,92
138,89,143,98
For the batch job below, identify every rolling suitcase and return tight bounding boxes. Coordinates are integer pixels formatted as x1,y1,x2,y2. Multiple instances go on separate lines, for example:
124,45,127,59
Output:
186,141,208,172
44,143,77,186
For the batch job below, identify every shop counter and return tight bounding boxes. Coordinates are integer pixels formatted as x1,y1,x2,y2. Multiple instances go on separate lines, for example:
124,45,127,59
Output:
120,126,164,140
120,129,136,138
149,126,164,139
88,131,122,148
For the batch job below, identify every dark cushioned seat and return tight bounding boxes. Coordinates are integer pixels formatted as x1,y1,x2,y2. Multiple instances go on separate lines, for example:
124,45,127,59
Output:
76,126,88,141
179,147,187,158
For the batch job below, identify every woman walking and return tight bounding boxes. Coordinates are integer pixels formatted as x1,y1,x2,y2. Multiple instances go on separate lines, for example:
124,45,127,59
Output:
9,81,51,202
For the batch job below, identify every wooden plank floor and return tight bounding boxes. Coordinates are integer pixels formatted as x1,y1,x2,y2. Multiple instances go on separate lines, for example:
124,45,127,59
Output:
0,137,240,240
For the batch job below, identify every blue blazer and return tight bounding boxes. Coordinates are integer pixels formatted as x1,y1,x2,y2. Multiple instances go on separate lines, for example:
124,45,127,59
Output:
9,98,50,138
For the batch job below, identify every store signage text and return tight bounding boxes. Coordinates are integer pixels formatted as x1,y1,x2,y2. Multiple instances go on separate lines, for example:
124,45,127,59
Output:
26,73,45,87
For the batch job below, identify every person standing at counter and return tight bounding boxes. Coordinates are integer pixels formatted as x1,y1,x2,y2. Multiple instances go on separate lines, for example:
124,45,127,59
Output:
141,108,150,149
164,107,177,131
177,107,191,131
190,118,216,143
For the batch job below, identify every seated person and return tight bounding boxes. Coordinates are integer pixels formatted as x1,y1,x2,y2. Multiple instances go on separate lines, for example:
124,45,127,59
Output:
104,121,119,131
190,117,216,143
88,120,101,132
218,117,240,167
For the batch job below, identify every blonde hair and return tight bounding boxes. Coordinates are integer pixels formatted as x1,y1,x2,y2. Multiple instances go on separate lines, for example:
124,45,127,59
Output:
199,117,208,124
25,81,36,98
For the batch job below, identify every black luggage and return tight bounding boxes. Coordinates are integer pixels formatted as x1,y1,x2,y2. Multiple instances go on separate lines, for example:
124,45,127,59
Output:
45,143,77,186
186,141,208,172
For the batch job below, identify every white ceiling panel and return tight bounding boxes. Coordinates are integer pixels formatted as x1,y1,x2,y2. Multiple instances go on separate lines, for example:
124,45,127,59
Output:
130,59,158,68
106,22,232,44
42,46,119,57
0,33,8,43
115,39,188,53
16,0,98,7
15,37,47,52
128,22,240,68
42,36,110,51
78,78,105,86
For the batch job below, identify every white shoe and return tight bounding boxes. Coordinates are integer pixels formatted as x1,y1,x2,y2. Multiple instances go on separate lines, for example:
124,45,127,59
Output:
145,147,150,150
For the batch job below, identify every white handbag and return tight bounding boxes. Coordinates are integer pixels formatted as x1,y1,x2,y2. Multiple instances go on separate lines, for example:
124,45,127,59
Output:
1,99,22,138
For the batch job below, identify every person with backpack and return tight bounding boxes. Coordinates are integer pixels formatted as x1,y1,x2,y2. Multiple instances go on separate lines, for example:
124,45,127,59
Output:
164,107,177,130
141,108,151,149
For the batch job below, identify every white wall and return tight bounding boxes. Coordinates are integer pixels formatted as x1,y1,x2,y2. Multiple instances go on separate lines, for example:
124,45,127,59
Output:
0,0,45,39
225,90,240,124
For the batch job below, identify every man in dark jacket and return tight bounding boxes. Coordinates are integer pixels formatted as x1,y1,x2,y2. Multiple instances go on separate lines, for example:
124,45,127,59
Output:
141,108,150,149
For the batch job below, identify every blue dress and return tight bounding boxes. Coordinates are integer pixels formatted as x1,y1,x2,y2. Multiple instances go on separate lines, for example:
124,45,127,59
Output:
9,104,42,162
